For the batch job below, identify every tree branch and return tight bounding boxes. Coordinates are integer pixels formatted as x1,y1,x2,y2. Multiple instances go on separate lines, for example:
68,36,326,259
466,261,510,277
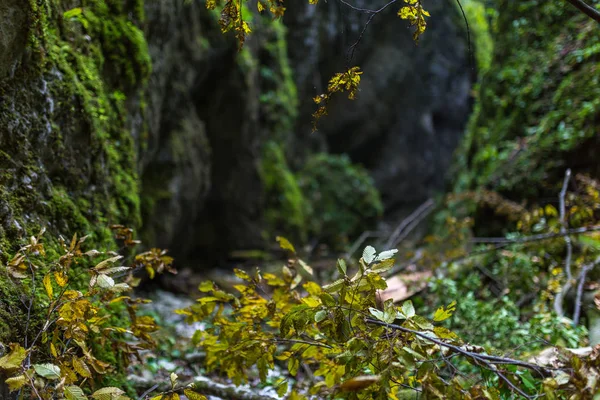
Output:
565,0,600,23
366,318,553,398
471,224,600,244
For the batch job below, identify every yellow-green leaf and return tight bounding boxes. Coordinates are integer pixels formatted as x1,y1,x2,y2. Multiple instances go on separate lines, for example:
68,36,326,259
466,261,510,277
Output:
340,375,380,392
276,236,296,253
433,300,456,322
5,374,27,392
43,273,53,299
91,387,126,400
73,357,92,378
65,385,88,400
0,344,27,372
54,271,68,287
184,388,207,400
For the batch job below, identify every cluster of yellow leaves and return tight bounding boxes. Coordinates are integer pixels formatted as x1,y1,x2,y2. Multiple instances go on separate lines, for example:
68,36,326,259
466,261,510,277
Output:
0,228,175,399
205,0,252,47
257,0,286,18
397,0,430,42
312,67,363,131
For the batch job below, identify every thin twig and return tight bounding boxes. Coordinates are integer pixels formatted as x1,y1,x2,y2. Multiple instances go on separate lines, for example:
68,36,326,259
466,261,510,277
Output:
555,169,572,317
137,384,160,400
345,0,399,66
471,225,600,244
573,259,598,326
384,198,435,249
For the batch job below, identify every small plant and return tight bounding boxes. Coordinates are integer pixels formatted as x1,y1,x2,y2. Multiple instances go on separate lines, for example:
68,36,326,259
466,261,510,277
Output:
0,226,174,399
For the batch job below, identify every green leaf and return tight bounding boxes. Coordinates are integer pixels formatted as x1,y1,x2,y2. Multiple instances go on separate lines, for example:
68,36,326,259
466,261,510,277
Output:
33,363,61,380
337,259,347,275
287,357,299,376
0,344,27,372
362,246,376,264
369,307,387,322
276,379,288,397
63,7,83,19
319,292,336,307
298,259,313,275
433,300,456,322
370,259,395,273
375,249,398,262
401,300,415,318
91,387,126,400
323,278,345,293
315,310,327,323
65,385,88,400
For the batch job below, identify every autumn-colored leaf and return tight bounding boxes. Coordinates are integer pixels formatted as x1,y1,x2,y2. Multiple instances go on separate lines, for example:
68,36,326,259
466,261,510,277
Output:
0,344,27,372
5,374,27,392
340,375,380,392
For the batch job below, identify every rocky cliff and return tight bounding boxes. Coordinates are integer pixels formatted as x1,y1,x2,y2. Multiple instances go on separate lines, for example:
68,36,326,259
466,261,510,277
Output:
0,0,474,269
285,0,473,216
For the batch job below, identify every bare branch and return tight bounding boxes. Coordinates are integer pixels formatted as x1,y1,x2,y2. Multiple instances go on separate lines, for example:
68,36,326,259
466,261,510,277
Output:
555,169,572,317
384,198,435,249
471,225,600,244
564,0,600,23
573,259,598,326
366,318,551,398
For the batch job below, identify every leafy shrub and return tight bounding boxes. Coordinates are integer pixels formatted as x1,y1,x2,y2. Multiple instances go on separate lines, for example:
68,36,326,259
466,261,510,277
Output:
178,241,600,399
298,154,383,248
0,226,175,399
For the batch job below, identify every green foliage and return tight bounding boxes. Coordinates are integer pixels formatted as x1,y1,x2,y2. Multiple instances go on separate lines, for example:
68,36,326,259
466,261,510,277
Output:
0,227,174,398
180,240,600,399
428,275,586,353
453,0,494,72
453,0,600,203
260,141,309,242
298,154,383,248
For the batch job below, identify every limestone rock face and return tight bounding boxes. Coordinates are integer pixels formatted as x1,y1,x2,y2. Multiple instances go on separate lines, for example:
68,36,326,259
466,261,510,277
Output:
0,0,473,270
285,0,473,215
0,0,28,78
140,0,264,263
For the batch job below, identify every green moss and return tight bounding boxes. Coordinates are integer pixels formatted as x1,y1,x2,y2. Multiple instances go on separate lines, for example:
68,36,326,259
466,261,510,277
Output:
453,0,493,73
258,18,298,140
260,141,308,242
453,0,600,207
0,0,151,389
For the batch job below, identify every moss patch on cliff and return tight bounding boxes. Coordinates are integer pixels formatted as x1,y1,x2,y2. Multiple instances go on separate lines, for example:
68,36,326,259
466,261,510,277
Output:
260,141,308,243
0,2,151,385
0,0,150,260
453,0,600,219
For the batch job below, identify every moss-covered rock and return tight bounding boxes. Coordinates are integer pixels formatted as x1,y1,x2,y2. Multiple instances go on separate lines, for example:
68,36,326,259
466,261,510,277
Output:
260,141,308,243
0,0,150,260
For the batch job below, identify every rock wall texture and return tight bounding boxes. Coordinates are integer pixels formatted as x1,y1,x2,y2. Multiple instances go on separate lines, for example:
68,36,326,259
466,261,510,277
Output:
284,0,473,216
0,0,475,269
